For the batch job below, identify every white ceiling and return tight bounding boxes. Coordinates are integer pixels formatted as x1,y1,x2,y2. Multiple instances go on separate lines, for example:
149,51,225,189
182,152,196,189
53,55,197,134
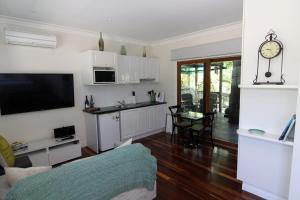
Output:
0,0,243,42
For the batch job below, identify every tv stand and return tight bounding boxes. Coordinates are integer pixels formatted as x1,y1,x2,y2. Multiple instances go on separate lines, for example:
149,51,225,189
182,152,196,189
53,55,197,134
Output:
14,137,81,166
55,135,75,142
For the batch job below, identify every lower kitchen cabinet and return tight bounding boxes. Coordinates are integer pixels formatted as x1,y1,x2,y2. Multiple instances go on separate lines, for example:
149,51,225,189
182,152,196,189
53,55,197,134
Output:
85,104,167,152
120,109,140,139
120,104,166,140
85,112,121,153
98,112,121,151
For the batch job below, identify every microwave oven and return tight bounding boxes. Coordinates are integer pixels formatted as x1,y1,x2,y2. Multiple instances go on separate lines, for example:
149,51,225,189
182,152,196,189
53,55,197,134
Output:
93,67,116,84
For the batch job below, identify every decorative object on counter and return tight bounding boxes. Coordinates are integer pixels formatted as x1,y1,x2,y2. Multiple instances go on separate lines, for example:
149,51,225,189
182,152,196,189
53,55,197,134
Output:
132,91,136,104
155,92,165,102
142,46,147,57
148,90,156,103
89,95,95,108
120,45,127,55
253,29,284,85
279,114,296,141
248,129,265,135
98,32,104,51
84,96,90,109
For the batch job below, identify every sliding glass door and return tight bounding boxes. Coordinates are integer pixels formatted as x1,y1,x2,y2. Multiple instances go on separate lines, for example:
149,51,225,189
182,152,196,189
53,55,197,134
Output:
180,64,204,111
177,56,241,144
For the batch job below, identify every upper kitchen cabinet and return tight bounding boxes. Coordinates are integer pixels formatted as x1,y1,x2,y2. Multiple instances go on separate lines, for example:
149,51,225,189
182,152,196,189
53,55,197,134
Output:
117,55,140,84
81,50,160,85
81,51,118,85
139,57,160,82
117,56,160,84
86,50,118,67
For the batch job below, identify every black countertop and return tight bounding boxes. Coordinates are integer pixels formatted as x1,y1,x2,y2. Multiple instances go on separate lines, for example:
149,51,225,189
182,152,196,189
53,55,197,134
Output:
83,101,167,115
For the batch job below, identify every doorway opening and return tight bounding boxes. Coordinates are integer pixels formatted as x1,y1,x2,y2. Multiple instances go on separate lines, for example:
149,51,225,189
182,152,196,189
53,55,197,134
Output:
177,56,241,144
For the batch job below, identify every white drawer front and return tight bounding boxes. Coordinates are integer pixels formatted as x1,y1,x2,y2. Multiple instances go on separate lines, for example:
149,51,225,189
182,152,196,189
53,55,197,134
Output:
49,142,81,165
28,150,49,166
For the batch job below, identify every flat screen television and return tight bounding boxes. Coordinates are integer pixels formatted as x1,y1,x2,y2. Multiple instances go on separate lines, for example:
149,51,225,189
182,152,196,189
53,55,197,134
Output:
0,73,74,115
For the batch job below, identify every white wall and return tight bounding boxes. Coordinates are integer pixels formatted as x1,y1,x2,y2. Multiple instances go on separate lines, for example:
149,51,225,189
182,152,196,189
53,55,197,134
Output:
239,0,300,133
239,0,300,199
240,0,300,140
151,22,242,106
290,80,300,200
0,20,159,146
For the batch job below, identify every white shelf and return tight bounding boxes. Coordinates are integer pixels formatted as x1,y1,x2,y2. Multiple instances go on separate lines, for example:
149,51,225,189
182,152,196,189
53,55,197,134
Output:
238,84,298,90
237,129,294,147
14,137,80,156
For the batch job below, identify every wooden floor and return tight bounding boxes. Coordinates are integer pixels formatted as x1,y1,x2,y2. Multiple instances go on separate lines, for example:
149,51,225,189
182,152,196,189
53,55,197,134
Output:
83,133,264,200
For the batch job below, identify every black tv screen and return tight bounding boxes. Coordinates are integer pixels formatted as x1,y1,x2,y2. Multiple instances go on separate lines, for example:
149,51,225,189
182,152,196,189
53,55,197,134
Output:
0,73,74,115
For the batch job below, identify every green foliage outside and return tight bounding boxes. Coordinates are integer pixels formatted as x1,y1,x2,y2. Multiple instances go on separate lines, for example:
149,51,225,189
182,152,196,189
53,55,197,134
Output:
180,61,234,111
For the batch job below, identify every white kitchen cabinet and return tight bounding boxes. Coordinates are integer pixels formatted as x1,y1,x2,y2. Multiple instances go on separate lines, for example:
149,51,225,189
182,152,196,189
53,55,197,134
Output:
82,52,159,85
139,57,148,80
120,104,166,140
147,104,166,132
120,109,140,139
118,55,130,83
117,55,140,84
89,50,117,67
129,56,140,83
85,112,121,153
84,113,99,152
81,50,118,85
98,112,121,151
149,58,160,82
139,57,160,82
138,107,149,134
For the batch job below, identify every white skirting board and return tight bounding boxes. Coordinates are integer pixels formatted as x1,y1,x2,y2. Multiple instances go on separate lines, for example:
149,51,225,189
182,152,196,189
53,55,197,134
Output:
132,128,165,140
242,183,287,200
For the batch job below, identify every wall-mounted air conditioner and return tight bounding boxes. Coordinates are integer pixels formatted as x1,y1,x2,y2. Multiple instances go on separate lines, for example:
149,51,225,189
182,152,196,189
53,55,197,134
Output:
4,29,57,48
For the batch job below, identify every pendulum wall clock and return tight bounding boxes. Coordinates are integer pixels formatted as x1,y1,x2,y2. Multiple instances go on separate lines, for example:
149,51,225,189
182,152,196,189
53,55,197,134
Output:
253,30,284,85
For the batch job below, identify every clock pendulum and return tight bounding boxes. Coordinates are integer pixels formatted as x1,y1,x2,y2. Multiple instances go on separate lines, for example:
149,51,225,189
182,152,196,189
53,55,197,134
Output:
253,30,284,85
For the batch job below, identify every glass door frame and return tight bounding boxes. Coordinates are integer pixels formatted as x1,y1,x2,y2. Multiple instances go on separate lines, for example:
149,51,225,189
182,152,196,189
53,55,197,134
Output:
177,56,241,113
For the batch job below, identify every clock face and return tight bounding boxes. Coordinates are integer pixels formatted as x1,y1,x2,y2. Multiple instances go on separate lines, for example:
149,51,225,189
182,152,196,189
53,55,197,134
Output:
260,41,282,59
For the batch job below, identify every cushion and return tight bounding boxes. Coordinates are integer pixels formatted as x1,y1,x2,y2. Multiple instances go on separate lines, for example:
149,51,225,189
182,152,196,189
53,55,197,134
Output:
5,166,51,187
0,136,15,167
116,138,133,149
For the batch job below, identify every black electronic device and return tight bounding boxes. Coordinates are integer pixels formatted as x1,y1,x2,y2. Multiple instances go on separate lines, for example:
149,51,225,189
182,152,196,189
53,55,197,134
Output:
54,125,75,140
0,73,74,115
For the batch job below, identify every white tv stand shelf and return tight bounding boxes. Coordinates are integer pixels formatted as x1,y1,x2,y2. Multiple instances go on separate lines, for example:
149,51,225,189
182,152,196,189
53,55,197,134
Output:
15,137,82,166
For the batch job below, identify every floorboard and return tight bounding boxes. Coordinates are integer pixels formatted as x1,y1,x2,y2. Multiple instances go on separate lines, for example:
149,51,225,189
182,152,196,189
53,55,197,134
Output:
82,133,264,200
137,133,263,200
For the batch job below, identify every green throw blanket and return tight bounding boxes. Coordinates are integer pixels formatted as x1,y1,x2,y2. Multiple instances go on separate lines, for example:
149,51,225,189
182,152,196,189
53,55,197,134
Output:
6,143,157,200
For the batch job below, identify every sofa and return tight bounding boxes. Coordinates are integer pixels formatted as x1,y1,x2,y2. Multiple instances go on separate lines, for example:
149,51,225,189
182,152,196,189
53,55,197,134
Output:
0,143,157,200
